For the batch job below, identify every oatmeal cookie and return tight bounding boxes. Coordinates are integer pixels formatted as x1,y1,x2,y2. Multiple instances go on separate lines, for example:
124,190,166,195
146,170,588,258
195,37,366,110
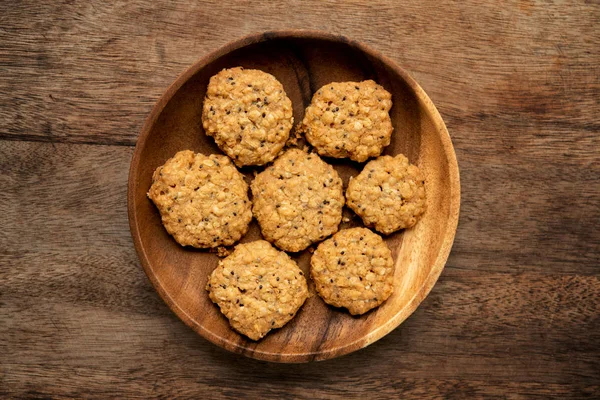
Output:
311,228,394,315
346,154,426,234
202,67,294,166
206,240,309,340
300,80,393,162
147,150,252,248
251,149,344,252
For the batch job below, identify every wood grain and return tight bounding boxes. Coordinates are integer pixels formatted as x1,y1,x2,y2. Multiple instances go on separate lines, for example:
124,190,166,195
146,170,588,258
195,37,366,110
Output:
1,0,599,397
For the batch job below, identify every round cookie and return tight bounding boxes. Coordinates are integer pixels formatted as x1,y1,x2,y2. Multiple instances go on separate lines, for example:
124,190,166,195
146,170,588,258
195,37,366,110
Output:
311,228,394,315
300,80,393,162
202,67,294,167
251,148,344,252
206,240,309,341
346,154,426,235
147,150,252,248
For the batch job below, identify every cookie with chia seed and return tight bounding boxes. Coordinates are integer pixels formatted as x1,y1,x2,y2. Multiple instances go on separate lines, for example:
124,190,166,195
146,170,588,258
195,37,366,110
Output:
147,150,252,248
346,154,426,234
310,227,394,315
300,80,393,162
202,67,294,167
251,148,344,252
206,240,309,340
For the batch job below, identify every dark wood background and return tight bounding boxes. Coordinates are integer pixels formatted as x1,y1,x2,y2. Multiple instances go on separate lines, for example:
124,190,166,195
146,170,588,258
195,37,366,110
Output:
1,1,599,398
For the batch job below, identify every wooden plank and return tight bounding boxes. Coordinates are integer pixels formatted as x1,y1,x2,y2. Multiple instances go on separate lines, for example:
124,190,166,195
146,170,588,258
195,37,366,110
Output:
0,0,598,147
1,140,597,275
448,157,600,275
3,259,599,396
1,140,599,397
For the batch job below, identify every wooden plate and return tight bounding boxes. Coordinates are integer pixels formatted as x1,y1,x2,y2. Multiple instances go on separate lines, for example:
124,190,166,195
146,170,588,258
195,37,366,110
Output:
128,30,460,362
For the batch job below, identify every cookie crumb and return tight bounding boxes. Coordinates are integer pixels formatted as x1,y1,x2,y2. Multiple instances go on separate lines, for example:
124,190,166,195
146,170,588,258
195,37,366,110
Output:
216,246,231,258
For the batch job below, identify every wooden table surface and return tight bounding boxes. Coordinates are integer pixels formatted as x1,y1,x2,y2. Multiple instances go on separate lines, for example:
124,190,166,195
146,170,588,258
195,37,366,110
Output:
1,1,599,398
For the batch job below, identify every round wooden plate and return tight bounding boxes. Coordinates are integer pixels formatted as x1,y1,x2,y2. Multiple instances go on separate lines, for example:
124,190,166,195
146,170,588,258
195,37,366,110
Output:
128,30,460,363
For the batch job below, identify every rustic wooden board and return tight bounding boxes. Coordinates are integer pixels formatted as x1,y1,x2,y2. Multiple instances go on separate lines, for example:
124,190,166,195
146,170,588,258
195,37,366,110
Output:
1,0,599,397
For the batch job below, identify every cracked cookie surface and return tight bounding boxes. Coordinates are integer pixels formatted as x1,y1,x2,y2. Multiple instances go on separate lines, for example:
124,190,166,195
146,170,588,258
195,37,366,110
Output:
311,228,394,315
202,67,293,166
251,148,344,252
300,80,393,162
147,150,252,248
346,154,426,234
206,240,309,340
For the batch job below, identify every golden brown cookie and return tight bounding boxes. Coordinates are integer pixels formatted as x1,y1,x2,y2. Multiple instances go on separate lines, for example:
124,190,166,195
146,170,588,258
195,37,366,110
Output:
346,154,426,234
251,149,344,252
202,67,293,167
147,150,252,248
206,240,309,340
311,228,394,315
300,80,393,162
